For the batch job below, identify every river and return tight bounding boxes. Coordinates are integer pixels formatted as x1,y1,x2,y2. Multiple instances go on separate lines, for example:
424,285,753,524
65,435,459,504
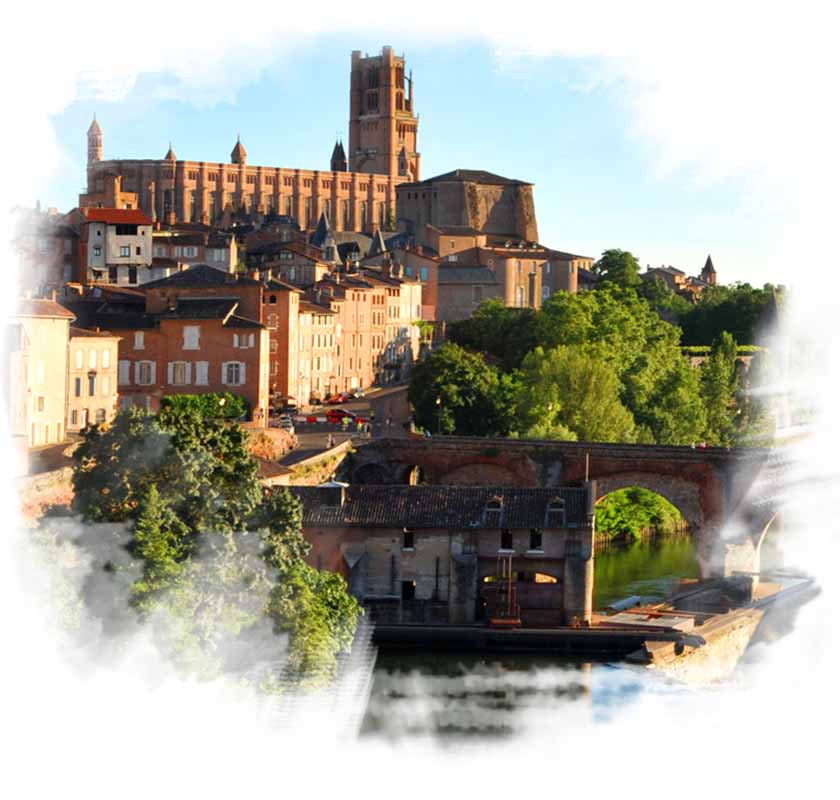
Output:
361,535,700,739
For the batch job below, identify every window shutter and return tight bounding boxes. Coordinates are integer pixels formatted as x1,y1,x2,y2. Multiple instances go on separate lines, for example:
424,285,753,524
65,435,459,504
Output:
185,362,192,385
233,334,239,348
119,360,130,385
134,362,140,384
239,362,246,385
196,361,208,385
167,362,174,385
248,333,255,348
221,362,228,385
150,362,156,384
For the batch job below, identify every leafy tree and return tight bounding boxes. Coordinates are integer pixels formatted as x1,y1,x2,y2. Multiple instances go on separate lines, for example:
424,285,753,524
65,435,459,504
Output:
448,299,539,371
515,345,637,442
596,488,685,539
408,342,518,436
593,248,642,288
700,332,740,445
68,406,361,689
678,283,781,345
160,392,250,420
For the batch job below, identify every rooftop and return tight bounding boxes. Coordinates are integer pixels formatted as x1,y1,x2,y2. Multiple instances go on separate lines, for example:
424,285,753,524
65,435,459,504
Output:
81,208,153,226
399,169,531,189
286,485,588,528
143,264,261,289
16,299,76,320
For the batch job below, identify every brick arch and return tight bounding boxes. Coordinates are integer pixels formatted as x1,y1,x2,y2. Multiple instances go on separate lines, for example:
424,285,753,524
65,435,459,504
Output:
594,471,703,533
353,462,392,485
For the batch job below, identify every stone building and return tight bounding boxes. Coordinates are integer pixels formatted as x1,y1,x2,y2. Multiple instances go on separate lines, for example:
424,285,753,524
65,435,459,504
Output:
642,256,717,303
396,170,539,247
67,327,120,432
79,47,419,234
12,298,75,447
78,207,154,286
152,227,238,274
288,484,596,627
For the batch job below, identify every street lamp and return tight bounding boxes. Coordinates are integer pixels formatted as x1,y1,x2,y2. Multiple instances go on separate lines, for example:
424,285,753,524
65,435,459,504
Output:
435,395,442,435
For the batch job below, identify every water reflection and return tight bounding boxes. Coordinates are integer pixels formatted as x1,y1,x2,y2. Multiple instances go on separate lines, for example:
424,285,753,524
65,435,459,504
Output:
594,535,699,609
362,535,700,739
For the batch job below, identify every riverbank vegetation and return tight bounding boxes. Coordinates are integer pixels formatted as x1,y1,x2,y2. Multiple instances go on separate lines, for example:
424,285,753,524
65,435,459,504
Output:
41,403,361,691
595,488,685,541
410,249,779,447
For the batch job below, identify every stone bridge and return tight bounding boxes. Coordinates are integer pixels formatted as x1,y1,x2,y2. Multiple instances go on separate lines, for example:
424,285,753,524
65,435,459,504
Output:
350,436,783,578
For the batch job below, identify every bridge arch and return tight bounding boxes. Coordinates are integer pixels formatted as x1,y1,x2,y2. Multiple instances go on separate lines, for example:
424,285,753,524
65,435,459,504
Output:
594,471,703,534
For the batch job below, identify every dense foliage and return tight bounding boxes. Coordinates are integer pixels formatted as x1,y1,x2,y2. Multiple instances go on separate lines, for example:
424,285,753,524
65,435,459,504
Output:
414,249,778,447
408,342,518,436
595,488,685,540
160,391,250,420
69,405,361,689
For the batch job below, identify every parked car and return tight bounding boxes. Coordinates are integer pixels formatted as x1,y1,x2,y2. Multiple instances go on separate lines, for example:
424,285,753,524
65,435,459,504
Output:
277,414,295,435
326,393,351,405
326,408,356,423
350,388,366,399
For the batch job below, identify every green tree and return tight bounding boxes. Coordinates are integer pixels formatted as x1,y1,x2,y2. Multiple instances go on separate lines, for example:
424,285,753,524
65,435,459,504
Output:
593,248,642,289
515,345,637,442
448,299,539,370
69,406,361,689
678,282,781,345
700,331,739,445
596,488,685,539
409,342,518,436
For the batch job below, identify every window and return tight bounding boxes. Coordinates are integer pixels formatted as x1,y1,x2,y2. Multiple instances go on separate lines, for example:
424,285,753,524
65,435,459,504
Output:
420,266,429,282
115,224,138,236
517,286,525,307
108,266,117,282
118,360,130,385
120,246,130,257
222,362,245,386
102,349,110,368
195,361,209,386
79,409,88,429
500,529,513,551
134,332,144,350
183,326,200,350
89,349,97,369
234,333,255,348
270,340,278,353
74,377,82,397
402,529,414,550
136,361,154,385
75,350,83,369
401,581,415,602
136,246,141,256
71,410,78,426
93,245,102,257
102,376,110,396
119,397,133,411
169,361,190,386
88,374,96,396
128,266,137,284
269,294,277,304
36,396,45,412
484,497,503,527
95,409,107,424
545,498,566,528
529,529,543,551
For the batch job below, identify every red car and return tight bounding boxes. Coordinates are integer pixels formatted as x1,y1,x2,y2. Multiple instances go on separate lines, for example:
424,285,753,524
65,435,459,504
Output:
326,408,355,423
326,393,351,405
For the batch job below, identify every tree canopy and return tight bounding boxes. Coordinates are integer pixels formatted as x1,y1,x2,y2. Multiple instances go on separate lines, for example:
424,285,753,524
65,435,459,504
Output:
67,405,361,689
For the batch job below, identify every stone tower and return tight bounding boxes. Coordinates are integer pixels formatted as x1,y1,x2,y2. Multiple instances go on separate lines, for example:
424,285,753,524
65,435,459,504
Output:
87,115,103,165
348,46,420,180
330,140,348,172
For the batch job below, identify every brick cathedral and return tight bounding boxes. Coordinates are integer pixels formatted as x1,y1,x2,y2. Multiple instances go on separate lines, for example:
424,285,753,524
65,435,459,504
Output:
80,46,420,233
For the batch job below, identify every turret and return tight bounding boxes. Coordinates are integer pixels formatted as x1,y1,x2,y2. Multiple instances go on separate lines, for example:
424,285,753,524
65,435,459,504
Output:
164,142,177,161
701,254,717,286
231,135,247,165
330,139,348,172
87,115,103,164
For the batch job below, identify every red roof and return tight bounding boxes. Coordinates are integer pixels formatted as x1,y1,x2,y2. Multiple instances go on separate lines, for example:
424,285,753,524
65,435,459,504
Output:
82,208,152,225
16,299,76,320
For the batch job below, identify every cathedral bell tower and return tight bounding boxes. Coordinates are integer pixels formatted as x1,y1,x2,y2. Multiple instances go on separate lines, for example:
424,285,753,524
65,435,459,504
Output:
87,115,103,165
348,46,420,180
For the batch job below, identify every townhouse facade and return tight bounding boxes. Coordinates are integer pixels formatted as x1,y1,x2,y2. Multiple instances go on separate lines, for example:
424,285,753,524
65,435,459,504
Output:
152,227,238,274
67,327,120,432
78,207,154,286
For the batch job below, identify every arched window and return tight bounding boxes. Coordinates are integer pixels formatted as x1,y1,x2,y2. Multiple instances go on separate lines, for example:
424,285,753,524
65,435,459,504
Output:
484,496,503,528
545,497,566,528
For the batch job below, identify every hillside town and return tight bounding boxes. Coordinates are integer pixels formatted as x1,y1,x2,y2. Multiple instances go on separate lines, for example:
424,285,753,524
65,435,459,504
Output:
9,45,722,461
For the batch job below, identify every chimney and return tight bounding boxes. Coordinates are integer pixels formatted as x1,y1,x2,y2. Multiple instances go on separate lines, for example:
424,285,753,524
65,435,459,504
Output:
50,289,57,302
250,269,260,281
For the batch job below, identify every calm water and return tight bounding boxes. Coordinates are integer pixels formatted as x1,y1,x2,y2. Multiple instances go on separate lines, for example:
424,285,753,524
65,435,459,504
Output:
361,535,699,739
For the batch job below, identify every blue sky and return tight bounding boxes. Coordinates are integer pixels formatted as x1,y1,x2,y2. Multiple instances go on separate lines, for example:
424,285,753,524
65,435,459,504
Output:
46,37,781,286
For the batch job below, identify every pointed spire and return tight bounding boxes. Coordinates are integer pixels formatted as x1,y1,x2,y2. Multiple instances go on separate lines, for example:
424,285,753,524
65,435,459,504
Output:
311,209,332,247
703,254,716,273
164,141,176,160
87,114,102,135
231,135,247,165
330,139,348,172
